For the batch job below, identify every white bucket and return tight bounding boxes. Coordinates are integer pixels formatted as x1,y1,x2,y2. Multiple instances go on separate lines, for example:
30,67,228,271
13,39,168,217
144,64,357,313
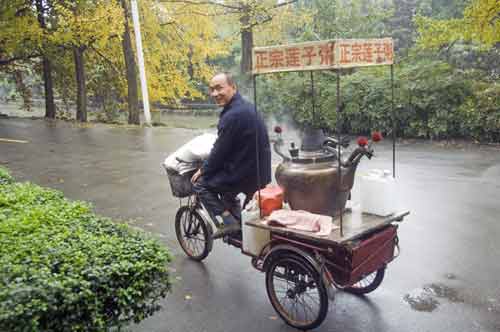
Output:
359,169,397,216
242,208,270,256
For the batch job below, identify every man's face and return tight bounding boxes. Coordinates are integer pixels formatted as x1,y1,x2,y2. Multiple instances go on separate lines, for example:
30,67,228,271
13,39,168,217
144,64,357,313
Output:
209,74,236,107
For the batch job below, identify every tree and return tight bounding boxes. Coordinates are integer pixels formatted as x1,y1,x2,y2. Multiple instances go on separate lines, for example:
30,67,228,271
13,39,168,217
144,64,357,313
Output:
120,0,140,124
1,0,60,118
1,0,121,121
387,0,419,54
415,0,500,50
34,0,57,119
135,1,227,103
51,1,123,122
0,1,42,110
302,0,391,40
0,1,43,66
163,0,301,78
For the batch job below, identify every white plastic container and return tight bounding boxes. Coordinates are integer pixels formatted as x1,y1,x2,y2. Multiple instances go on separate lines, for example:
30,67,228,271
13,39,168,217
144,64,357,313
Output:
242,208,270,256
359,169,397,216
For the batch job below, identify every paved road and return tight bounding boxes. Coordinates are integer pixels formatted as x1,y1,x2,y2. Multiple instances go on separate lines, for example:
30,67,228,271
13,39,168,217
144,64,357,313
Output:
1,118,500,332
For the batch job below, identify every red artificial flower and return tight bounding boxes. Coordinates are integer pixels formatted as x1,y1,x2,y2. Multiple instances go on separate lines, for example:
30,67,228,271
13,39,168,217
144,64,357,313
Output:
357,136,368,147
274,126,283,134
372,131,383,142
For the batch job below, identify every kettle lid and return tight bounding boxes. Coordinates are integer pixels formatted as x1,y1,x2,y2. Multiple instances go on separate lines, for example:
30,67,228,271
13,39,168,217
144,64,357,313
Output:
300,127,326,152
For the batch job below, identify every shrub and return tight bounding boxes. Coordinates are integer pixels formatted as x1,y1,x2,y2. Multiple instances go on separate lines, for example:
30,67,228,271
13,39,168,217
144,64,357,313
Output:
0,166,13,185
256,58,499,142
0,170,172,331
457,82,500,142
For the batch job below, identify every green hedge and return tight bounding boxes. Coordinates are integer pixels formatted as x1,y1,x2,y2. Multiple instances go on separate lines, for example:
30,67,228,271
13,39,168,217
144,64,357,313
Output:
0,167,172,331
256,59,500,142
0,167,13,185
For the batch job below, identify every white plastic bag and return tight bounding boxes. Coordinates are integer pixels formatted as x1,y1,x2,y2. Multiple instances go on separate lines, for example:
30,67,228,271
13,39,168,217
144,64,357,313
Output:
163,133,217,174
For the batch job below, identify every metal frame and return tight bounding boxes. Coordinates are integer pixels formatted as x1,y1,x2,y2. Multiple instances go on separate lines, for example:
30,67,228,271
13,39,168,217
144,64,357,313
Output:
251,47,396,236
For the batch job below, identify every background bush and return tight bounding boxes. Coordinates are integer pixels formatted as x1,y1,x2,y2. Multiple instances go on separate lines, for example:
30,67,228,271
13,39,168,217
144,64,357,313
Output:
0,167,172,331
0,167,14,185
256,58,499,142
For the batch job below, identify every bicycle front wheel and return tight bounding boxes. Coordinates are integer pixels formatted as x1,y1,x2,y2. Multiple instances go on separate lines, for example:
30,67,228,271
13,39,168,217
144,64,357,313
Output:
175,206,211,261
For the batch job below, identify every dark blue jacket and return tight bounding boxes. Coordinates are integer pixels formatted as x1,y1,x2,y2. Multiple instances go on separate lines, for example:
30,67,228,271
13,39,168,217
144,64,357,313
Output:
202,92,271,194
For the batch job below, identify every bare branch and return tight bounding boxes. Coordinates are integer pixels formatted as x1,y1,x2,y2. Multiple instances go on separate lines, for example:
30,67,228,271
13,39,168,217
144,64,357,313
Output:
0,53,41,67
89,46,122,75
159,0,242,11
271,0,298,9
166,9,232,17
248,16,273,29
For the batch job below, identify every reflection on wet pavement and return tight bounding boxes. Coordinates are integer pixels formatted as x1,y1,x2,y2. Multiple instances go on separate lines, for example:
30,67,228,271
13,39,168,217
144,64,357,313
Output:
404,282,465,312
404,280,500,316
445,273,457,280
403,288,440,312
424,283,464,303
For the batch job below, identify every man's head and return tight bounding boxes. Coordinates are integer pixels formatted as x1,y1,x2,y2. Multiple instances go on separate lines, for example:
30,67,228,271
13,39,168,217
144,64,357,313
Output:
209,72,237,107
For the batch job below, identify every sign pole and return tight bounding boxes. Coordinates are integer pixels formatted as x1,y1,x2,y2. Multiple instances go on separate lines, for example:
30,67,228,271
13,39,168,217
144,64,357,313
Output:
336,69,343,237
391,64,395,178
310,71,316,125
253,74,262,219
130,0,151,126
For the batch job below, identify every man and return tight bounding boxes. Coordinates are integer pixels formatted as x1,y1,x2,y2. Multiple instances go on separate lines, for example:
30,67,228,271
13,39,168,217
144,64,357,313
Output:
191,72,271,237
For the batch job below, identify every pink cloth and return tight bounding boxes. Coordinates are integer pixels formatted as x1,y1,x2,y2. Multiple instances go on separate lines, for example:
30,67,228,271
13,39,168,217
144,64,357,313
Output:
266,210,336,236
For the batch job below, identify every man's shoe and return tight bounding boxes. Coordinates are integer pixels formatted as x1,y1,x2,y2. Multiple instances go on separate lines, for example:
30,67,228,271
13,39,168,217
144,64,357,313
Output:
213,222,241,239
221,212,240,226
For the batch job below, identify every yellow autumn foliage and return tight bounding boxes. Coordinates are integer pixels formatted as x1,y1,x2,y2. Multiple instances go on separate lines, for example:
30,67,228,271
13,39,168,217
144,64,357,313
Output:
1,0,229,108
136,1,229,104
51,1,124,48
0,1,44,60
416,0,500,50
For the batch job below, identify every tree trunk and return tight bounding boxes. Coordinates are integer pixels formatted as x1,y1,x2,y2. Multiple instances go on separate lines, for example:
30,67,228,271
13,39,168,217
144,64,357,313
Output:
41,58,56,118
120,0,140,125
240,14,253,78
13,70,32,112
187,45,194,80
35,0,56,119
73,46,87,122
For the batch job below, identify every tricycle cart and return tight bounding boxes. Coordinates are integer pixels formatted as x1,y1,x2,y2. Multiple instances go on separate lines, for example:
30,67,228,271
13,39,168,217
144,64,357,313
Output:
166,38,409,330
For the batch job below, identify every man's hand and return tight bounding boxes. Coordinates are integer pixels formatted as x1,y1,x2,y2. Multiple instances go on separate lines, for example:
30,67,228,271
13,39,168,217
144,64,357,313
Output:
191,169,202,183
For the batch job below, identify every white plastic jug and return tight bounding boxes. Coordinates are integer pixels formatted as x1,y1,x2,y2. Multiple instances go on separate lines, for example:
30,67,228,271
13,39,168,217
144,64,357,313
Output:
359,169,397,216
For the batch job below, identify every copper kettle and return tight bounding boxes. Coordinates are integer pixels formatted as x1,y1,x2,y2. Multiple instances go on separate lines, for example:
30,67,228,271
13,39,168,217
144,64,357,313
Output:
273,127,375,216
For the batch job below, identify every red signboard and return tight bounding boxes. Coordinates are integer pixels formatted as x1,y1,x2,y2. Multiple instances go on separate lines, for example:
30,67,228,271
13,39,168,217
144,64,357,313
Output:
252,38,394,74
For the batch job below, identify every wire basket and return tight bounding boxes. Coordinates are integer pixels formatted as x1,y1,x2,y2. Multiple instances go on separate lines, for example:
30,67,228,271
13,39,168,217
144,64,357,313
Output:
166,168,196,198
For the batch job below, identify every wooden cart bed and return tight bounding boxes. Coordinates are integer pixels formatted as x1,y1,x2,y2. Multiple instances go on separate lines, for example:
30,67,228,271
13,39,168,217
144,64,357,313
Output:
245,208,410,246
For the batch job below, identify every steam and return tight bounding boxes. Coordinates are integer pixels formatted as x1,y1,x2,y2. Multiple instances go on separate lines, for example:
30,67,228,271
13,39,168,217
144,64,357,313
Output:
266,113,302,148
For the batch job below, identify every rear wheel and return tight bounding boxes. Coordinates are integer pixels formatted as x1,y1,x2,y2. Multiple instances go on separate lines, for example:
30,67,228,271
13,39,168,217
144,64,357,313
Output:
175,206,211,261
265,254,328,330
343,268,385,295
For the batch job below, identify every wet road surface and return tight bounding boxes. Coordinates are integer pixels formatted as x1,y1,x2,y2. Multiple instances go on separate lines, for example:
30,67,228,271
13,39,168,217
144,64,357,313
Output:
1,118,500,332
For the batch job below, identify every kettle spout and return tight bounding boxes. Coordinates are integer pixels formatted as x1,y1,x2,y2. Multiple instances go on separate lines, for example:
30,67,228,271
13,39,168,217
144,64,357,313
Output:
342,146,373,168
